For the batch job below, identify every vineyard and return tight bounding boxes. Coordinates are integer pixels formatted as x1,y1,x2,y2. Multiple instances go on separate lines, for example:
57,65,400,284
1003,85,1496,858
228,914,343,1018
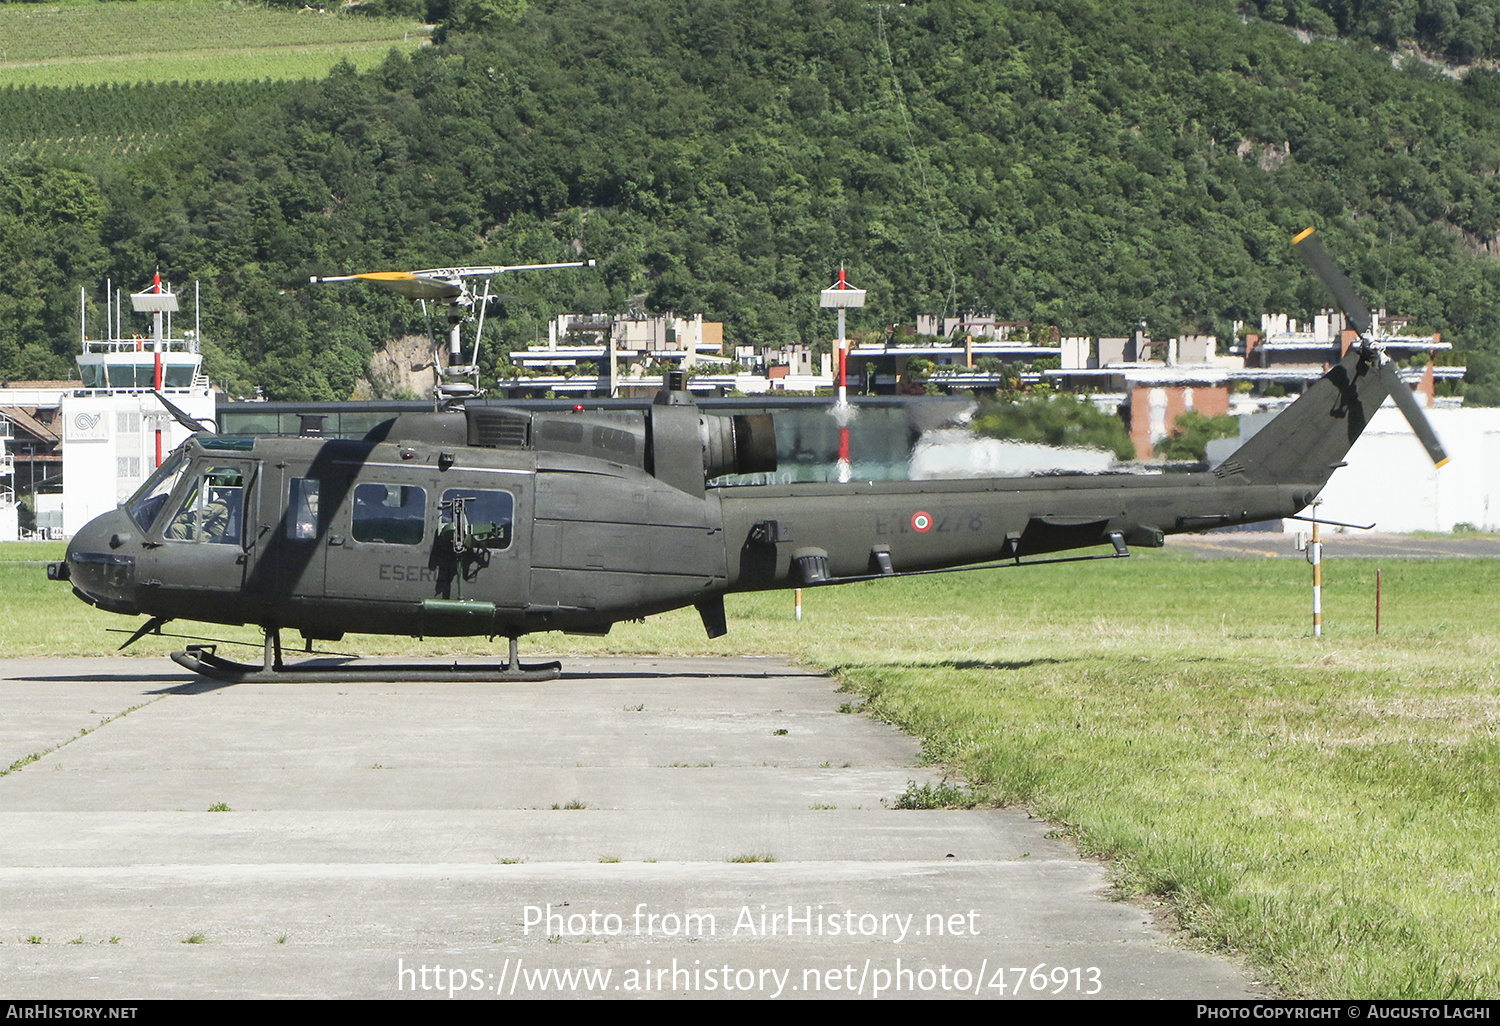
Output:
0,80,299,164
0,0,429,87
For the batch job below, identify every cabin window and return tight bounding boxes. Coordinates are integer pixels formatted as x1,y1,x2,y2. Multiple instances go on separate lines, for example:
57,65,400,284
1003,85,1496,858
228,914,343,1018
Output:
439,488,514,551
164,466,244,544
351,483,427,545
286,478,319,541
125,451,188,531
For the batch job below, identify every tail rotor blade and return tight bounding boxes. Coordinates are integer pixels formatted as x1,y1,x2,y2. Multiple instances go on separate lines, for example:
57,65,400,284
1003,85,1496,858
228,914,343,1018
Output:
1377,358,1450,467
1292,227,1372,335
1292,227,1448,469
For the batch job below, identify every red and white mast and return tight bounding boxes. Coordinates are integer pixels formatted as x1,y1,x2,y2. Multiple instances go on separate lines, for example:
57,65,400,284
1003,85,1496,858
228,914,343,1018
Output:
819,267,866,483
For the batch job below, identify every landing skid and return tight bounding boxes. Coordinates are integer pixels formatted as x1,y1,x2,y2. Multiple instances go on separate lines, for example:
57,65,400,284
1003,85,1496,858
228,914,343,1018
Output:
169,632,562,683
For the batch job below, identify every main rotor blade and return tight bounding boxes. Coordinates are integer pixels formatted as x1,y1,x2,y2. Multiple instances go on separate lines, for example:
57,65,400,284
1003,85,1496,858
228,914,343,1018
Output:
154,390,216,433
311,272,464,302
1292,227,1372,335
313,261,593,298
1377,358,1450,467
432,260,596,277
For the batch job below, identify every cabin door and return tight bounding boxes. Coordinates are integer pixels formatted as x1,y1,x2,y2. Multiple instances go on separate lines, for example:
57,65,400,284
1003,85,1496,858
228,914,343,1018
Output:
138,457,260,601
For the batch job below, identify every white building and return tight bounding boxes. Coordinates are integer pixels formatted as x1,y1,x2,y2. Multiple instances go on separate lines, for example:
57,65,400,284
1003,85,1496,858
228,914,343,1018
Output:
0,278,216,539
1208,403,1500,534
1316,405,1500,533
0,418,16,542
510,311,732,396
61,281,215,536
60,392,207,536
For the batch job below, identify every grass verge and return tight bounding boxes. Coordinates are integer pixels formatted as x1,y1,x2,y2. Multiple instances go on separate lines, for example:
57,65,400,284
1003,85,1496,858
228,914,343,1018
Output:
810,556,1500,999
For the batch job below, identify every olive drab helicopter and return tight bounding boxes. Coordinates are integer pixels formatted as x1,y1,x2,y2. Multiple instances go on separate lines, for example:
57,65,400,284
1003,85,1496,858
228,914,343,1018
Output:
49,231,1449,682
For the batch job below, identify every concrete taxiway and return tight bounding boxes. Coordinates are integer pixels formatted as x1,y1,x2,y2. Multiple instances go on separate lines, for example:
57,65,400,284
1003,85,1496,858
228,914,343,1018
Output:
1165,529,1500,560
0,656,1260,1000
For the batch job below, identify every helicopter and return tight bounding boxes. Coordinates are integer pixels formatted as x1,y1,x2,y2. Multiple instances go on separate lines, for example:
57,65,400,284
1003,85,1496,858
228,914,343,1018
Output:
47,230,1449,682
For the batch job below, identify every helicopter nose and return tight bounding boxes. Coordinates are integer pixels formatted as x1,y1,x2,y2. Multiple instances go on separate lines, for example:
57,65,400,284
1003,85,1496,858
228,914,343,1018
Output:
52,510,141,615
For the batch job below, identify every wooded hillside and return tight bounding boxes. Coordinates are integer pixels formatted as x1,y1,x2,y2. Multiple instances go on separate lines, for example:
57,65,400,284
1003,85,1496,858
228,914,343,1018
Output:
2,0,1499,402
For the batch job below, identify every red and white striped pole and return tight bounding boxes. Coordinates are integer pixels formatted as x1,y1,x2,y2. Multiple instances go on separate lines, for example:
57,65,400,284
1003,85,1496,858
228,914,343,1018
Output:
1308,502,1323,637
819,267,865,486
152,272,164,467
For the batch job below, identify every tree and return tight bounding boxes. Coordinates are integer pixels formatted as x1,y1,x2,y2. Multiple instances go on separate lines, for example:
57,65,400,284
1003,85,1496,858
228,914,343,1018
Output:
0,163,108,381
973,394,1134,461
1155,411,1239,462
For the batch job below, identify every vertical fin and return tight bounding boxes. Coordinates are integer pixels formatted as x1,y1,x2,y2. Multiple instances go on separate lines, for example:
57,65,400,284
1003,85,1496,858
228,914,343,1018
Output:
1218,348,1388,488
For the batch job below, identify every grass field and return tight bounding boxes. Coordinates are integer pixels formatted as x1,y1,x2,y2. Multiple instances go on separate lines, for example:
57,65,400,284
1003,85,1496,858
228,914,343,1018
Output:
0,0,431,86
4,540,1497,998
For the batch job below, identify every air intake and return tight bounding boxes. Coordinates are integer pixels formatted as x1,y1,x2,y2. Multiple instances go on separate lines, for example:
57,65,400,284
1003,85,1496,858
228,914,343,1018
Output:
466,409,532,449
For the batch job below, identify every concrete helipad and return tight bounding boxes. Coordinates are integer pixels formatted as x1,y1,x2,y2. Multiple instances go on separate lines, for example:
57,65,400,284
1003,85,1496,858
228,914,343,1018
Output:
0,656,1261,999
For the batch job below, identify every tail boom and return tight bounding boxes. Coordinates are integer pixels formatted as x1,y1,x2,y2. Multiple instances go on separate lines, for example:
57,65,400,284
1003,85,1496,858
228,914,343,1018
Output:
718,349,1383,590
719,474,1315,590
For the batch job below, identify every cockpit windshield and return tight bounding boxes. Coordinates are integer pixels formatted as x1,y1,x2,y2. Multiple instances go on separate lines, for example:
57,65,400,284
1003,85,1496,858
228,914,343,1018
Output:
124,451,189,531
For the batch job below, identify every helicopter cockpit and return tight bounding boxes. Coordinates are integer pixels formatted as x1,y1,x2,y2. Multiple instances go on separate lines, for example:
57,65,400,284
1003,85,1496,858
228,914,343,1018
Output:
125,449,190,533
162,466,245,545
121,450,247,545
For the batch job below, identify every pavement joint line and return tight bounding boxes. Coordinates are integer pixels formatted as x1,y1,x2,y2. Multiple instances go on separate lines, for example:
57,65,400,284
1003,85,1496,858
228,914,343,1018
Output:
0,694,165,778
0,860,1074,878
0,657,1265,997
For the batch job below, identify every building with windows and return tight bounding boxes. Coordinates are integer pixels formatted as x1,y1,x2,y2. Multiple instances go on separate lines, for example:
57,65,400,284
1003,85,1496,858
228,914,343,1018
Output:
504,311,736,397
0,384,67,538
0,278,216,539
0,417,16,541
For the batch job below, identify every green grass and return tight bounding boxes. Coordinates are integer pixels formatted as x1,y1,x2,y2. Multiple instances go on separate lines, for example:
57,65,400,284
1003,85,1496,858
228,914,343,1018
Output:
0,42,427,88
8,539,1499,996
0,0,431,87
887,778,978,810
785,556,1500,999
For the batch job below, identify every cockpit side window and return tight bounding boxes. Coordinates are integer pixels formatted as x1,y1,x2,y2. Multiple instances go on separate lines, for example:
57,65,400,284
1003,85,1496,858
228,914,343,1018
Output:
125,451,188,531
164,466,245,544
